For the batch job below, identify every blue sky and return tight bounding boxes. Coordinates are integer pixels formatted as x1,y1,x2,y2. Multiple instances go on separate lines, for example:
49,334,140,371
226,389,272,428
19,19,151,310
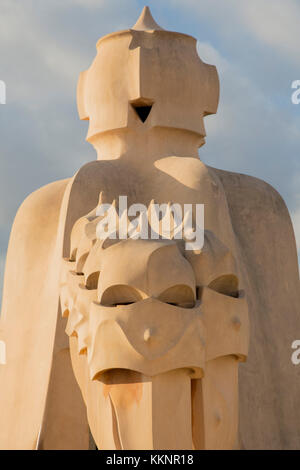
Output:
0,0,299,302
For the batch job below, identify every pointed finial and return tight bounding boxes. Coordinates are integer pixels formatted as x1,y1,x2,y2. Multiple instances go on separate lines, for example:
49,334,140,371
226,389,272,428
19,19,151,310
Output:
132,6,164,32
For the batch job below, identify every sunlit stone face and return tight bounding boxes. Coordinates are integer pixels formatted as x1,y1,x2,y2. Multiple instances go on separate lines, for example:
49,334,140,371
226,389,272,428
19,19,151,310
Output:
62,6,248,451
60,204,249,449
77,28,219,142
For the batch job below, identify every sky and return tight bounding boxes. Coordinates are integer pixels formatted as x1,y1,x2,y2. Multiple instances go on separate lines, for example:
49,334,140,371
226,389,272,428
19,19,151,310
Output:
0,0,299,303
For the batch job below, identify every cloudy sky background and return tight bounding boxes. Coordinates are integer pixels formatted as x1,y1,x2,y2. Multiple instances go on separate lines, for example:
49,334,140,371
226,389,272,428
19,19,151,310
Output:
0,0,299,303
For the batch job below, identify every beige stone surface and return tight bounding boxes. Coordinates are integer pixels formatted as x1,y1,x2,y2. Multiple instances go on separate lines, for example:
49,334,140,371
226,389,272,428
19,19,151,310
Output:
215,169,300,449
0,7,299,449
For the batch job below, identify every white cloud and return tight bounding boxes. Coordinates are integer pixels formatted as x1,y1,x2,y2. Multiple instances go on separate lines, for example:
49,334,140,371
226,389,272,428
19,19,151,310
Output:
234,0,300,66
167,0,300,75
0,2,88,105
197,41,300,210
0,0,140,106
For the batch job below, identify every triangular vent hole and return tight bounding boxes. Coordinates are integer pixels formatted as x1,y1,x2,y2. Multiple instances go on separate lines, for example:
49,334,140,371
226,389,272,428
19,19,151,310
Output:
131,104,153,123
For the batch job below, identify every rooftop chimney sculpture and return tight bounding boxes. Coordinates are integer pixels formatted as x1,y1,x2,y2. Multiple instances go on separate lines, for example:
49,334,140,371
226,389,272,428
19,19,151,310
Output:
0,7,299,450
